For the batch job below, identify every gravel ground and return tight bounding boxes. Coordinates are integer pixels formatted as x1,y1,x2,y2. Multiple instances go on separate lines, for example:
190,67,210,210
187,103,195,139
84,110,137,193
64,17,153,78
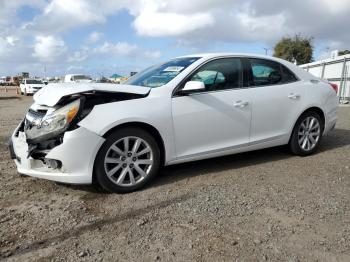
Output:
0,92,349,261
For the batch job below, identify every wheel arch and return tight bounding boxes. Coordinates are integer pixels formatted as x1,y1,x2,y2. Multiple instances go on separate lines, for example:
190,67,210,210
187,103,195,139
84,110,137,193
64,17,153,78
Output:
92,121,167,186
289,106,325,143
101,121,166,167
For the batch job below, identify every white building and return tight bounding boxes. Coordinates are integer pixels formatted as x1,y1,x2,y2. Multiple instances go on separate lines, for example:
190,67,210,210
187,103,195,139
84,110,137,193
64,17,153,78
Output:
300,53,350,103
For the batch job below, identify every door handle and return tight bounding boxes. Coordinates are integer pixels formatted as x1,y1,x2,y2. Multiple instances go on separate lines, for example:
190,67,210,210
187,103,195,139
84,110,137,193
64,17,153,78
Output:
288,93,300,99
234,101,249,108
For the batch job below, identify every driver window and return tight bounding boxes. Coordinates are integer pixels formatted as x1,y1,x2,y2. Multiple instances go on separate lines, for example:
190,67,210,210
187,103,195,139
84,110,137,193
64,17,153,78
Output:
189,58,243,91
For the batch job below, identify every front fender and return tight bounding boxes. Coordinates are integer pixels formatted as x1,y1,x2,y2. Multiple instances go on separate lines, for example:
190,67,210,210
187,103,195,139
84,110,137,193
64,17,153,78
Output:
78,96,176,164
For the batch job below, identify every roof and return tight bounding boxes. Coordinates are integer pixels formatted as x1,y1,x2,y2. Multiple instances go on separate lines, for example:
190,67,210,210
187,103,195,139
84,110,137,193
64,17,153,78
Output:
176,52,300,67
176,52,316,81
177,52,276,59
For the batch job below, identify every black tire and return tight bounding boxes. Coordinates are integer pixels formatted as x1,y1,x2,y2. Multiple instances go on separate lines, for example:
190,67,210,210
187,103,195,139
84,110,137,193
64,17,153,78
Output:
94,127,161,193
289,111,324,156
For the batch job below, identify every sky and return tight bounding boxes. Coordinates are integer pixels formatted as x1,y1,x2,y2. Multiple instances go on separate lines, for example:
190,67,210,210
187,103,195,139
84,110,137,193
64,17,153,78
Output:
0,0,349,78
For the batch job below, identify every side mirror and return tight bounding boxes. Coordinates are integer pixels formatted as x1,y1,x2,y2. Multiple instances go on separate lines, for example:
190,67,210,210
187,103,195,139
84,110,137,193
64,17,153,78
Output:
180,81,205,95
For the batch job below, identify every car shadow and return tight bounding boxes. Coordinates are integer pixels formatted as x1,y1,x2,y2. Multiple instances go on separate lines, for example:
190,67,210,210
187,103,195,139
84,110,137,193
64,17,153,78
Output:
60,128,350,193
151,128,350,189
0,96,21,100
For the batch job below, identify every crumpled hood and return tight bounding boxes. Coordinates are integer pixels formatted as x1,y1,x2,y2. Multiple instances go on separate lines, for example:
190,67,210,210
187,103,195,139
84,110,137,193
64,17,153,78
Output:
33,83,151,107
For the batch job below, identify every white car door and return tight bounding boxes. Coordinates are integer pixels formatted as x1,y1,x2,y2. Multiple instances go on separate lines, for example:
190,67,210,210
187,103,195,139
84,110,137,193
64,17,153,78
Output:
172,58,252,158
248,58,306,144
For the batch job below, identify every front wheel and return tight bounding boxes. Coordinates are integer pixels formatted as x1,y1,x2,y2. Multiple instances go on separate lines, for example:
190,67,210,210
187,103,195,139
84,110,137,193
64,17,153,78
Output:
289,111,324,156
94,127,160,193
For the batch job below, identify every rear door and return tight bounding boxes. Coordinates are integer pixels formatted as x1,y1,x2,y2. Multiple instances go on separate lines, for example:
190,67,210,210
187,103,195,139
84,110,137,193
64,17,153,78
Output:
247,58,306,144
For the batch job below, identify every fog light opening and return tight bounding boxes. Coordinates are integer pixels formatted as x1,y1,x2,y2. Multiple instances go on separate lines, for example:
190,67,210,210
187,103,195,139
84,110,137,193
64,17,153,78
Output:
45,159,62,169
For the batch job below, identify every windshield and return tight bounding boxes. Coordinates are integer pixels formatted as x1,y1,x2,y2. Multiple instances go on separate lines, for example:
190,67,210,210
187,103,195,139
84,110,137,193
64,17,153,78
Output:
125,57,200,88
26,80,43,84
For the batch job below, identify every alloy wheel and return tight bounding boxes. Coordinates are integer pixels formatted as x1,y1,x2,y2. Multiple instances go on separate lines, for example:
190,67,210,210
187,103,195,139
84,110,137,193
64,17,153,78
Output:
104,136,153,187
297,116,321,151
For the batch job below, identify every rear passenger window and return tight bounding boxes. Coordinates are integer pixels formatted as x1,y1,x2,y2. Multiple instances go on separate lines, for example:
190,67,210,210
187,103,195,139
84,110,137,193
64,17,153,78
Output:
249,59,298,86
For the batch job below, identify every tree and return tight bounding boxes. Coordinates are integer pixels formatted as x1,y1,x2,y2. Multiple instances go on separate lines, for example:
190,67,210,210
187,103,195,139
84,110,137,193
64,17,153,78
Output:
273,35,313,65
339,50,350,56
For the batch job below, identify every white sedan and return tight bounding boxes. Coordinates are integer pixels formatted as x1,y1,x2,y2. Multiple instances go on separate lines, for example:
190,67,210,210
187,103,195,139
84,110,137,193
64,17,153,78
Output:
9,53,338,193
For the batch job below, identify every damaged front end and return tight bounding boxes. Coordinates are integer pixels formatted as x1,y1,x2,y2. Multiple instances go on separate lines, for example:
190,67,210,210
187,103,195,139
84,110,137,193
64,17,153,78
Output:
9,90,148,180
24,99,81,164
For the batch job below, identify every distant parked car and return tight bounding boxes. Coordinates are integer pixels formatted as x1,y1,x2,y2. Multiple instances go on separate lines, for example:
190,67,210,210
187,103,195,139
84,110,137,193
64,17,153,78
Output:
20,79,45,95
9,53,338,193
64,74,93,83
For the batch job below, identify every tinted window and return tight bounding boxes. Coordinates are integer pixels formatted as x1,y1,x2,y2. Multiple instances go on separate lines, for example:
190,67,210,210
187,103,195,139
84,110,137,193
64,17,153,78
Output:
74,75,92,80
250,59,297,86
26,80,43,84
281,65,298,83
188,58,243,92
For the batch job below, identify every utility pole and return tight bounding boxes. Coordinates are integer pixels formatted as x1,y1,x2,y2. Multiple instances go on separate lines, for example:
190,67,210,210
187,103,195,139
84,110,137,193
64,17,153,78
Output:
263,48,269,56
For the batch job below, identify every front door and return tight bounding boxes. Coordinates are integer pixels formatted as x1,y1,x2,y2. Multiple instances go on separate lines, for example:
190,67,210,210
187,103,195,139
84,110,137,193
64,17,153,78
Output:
171,57,252,158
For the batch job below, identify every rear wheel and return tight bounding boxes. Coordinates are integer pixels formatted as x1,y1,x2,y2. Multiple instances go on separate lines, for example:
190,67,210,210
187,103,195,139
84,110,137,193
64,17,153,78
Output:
94,127,160,193
289,111,323,156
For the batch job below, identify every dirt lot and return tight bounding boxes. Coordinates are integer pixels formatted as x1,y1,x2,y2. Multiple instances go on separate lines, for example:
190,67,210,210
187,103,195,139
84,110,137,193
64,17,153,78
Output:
0,92,349,261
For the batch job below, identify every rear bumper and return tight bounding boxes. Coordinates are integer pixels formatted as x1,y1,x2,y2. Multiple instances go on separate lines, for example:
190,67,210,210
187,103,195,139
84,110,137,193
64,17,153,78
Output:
323,99,338,135
10,124,105,184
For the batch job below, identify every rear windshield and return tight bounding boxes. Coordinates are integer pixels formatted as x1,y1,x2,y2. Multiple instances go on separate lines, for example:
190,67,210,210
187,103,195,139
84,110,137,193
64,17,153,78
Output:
125,57,200,88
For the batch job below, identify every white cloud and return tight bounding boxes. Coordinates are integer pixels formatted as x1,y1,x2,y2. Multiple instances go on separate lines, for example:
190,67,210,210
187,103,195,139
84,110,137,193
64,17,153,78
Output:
68,47,90,62
94,42,138,56
143,50,162,59
133,11,214,37
67,65,83,72
25,0,108,32
87,31,103,43
1,0,350,76
15,0,350,47
33,35,68,62
68,42,162,63
5,36,19,46
317,0,350,13
0,0,46,26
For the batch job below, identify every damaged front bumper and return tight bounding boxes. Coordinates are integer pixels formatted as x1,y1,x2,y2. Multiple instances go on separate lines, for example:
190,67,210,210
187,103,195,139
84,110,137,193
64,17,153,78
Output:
9,122,105,184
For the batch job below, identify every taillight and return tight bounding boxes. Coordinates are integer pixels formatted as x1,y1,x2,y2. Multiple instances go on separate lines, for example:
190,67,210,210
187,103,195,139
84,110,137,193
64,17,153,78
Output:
330,83,338,93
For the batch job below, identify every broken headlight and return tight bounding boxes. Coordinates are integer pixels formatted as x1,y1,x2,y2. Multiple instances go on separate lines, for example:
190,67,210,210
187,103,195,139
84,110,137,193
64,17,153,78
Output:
26,99,81,141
